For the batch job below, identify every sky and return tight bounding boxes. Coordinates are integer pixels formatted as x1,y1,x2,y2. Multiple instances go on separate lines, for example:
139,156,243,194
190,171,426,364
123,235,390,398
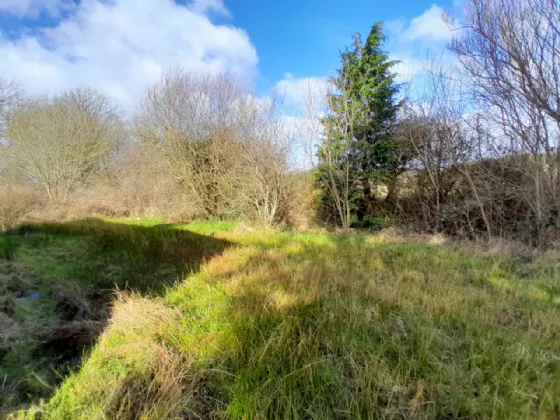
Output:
0,0,459,114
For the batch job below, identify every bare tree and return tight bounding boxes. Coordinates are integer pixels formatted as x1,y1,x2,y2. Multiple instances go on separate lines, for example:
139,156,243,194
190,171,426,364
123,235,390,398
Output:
227,95,295,225
7,89,121,200
301,78,329,169
136,69,296,224
0,79,23,183
0,78,23,144
449,0,560,243
135,69,248,217
314,69,366,229
398,60,493,235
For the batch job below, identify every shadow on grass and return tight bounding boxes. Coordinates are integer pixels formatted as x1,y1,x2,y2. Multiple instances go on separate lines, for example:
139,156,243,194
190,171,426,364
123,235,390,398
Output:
161,235,560,419
0,218,232,414
7,227,560,418
5,218,233,294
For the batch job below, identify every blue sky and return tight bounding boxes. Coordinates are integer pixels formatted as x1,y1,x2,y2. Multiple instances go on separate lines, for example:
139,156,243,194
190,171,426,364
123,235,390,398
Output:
224,0,455,91
0,0,458,112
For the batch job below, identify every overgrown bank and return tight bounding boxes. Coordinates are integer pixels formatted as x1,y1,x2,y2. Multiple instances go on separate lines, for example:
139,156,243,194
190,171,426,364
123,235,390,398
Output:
3,220,558,419
0,219,233,416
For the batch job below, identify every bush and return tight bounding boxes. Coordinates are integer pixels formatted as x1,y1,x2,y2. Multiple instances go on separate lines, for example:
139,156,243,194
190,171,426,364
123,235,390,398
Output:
350,215,394,230
349,214,361,228
278,172,318,230
0,185,46,230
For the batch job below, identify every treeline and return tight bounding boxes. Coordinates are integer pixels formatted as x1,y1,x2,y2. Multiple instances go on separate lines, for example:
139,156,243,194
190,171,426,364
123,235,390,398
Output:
314,0,560,247
1,0,559,247
0,72,314,228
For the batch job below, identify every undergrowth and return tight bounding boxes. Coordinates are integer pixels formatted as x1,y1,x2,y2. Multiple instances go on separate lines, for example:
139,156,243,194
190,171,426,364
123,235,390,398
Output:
2,220,559,419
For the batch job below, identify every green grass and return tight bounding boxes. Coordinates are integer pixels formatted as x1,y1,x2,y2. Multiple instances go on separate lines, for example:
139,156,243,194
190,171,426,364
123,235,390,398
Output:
0,218,232,416
2,221,559,419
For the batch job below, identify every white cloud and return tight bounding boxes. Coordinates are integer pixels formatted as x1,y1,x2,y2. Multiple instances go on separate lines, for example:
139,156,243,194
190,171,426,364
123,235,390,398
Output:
275,73,327,113
0,0,75,17
402,4,452,42
384,4,456,82
0,0,257,113
392,54,427,82
190,0,231,16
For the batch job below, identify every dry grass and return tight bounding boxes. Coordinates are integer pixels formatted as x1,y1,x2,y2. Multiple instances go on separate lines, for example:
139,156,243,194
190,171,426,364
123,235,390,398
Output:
0,185,46,230
22,179,197,224
10,294,195,420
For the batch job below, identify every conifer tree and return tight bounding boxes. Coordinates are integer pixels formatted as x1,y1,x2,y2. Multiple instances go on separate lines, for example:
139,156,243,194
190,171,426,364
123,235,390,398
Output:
317,23,402,225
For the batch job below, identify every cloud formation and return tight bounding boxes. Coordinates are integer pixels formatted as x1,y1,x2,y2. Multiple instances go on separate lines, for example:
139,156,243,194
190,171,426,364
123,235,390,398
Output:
0,0,74,17
275,73,328,112
402,4,452,42
386,4,454,82
0,0,258,112
190,0,231,16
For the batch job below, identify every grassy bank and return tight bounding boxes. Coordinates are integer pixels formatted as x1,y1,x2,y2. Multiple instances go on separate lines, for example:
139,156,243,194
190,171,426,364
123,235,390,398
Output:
2,220,559,419
0,219,232,415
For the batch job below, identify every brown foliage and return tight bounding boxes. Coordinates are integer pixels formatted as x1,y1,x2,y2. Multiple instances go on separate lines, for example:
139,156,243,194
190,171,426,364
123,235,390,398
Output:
0,185,45,229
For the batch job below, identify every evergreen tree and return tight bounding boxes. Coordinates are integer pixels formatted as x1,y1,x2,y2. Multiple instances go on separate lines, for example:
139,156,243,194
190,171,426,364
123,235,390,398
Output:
317,23,402,225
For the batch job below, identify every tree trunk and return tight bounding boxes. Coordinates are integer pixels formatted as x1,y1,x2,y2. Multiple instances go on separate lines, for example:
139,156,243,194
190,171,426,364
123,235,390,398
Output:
385,178,399,212
358,181,374,220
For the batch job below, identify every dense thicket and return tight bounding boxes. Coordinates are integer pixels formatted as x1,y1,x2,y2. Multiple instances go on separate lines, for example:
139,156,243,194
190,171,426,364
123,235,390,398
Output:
392,0,560,246
1,0,559,246
0,71,314,228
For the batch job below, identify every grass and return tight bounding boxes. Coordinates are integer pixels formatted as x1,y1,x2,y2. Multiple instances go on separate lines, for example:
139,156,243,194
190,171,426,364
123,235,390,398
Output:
1,220,559,419
0,219,230,416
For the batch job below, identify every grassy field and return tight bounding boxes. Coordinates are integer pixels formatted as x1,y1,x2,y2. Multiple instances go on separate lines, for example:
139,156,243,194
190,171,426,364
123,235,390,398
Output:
1,219,559,419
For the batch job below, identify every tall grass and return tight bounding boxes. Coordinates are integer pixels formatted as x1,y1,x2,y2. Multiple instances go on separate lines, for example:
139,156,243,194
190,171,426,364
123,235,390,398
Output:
11,225,559,419
0,219,232,416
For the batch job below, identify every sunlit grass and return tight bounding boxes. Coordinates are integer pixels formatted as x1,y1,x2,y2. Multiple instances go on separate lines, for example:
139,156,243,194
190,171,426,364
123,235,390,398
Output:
4,221,560,419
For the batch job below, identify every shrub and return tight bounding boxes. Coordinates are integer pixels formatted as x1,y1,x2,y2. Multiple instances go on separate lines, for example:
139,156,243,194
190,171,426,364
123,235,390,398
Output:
0,185,46,230
279,172,318,230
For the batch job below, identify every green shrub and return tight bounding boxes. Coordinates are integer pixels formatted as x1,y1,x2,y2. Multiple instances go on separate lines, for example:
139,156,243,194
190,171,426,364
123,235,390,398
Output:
350,215,394,229
0,236,17,260
349,214,362,228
